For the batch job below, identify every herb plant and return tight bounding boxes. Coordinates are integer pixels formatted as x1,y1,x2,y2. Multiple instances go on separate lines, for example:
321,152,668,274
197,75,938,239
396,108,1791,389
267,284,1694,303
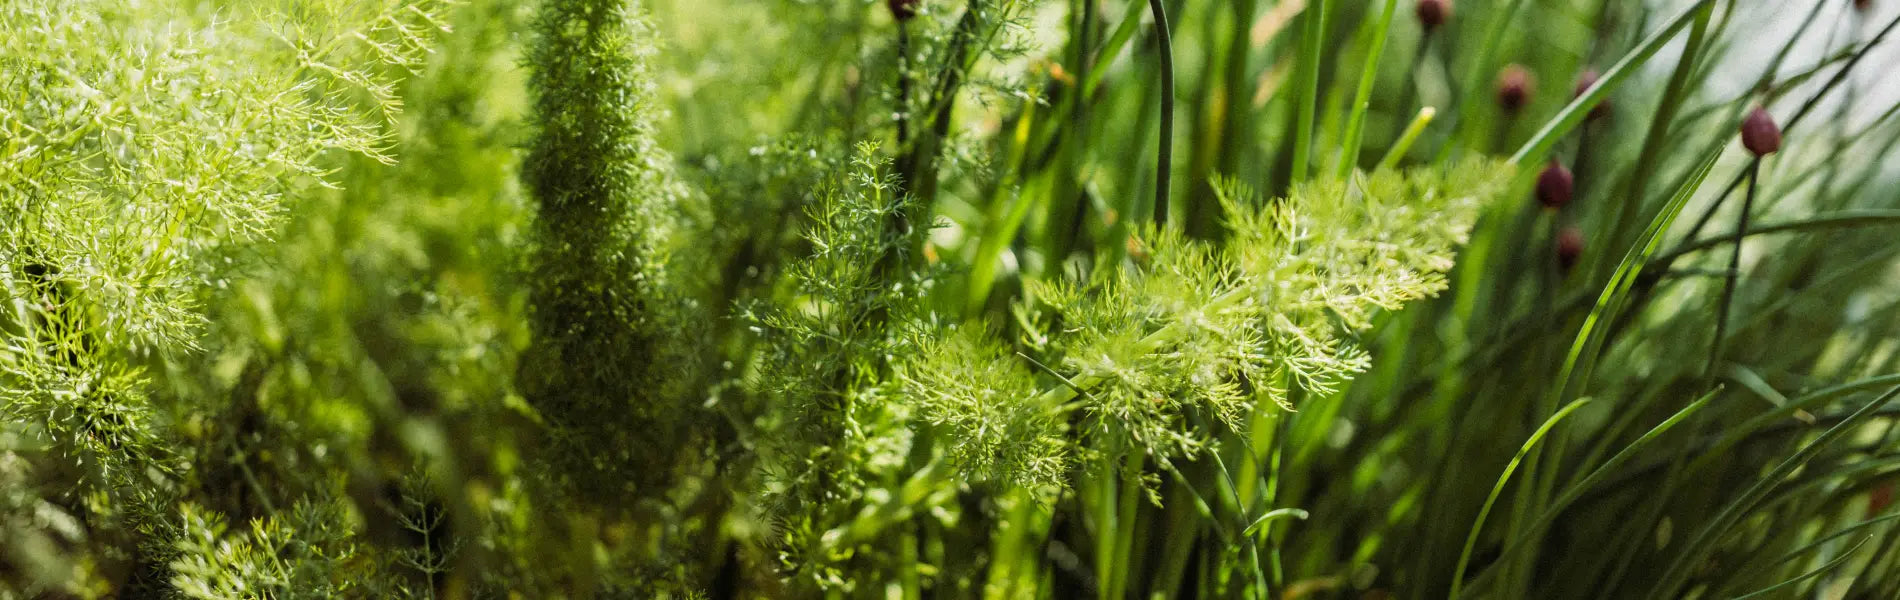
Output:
5,0,1900,598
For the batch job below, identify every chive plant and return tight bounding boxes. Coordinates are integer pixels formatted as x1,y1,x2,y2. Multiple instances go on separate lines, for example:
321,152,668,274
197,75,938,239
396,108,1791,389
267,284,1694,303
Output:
6,0,1900,598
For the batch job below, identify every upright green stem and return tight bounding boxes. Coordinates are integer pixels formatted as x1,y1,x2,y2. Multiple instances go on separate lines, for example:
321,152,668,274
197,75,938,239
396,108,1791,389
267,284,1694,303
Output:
1448,0,1530,154
1148,0,1174,225
1110,451,1144,598
1291,0,1332,183
1337,0,1399,179
1704,159,1759,385
895,26,913,150
1093,447,1145,600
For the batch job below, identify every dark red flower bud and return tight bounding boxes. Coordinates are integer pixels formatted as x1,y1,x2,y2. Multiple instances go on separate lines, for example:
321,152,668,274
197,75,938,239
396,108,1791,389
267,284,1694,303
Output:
1556,226,1585,272
1740,105,1782,157
1416,0,1450,30
1497,64,1534,113
1872,482,1895,515
1537,161,1574,210
889,0,920,21
1574,68,1608,120
1855,0,1873,14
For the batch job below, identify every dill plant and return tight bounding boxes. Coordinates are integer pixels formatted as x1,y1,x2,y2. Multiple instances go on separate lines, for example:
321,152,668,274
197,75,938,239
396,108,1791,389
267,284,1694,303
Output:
2,0,458,595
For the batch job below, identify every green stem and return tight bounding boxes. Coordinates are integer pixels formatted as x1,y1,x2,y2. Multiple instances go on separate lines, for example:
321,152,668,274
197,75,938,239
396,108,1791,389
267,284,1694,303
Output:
1450,398,1595,600
1094,451,1119,600
1678,12,1900,241
1659,210,1900,262
1110,451,1144,598
1605,3,1710,263
1337,0,1399,180
1291,0,1332,183
1376,107,1436,170
1148,0,1174,225
1510,0,1720,166
1449,0,1530,155
1703,159,1758,386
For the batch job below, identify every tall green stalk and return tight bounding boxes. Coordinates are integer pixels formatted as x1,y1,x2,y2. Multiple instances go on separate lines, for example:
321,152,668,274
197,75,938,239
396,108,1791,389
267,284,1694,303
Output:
1148,0,1175,225
1291,0,1332,183
1337,0,1399,179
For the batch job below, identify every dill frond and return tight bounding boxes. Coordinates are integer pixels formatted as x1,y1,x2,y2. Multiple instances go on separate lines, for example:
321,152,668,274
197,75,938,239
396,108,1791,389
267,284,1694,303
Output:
1022,160,1512,466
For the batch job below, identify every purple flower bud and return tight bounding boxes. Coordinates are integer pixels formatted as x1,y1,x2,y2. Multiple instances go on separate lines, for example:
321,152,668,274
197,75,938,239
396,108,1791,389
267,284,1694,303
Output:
889,0,920,21
1416,0,1450,30
1497,65,1534,113
1556,227,1585,272
1741,105,1782,157
1574,69,1608,121
1537,161,1574,210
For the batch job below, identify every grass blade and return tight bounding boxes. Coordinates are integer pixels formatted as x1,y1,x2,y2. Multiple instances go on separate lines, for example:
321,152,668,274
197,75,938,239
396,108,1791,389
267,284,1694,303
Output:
1290,0,1331,182
1646,384,1900,599
1511,0,1719,166
1463,390,1717,595
1728,536,1872,600
1449,397,1595,600
1546,147,1722,419
1336,0,1398,180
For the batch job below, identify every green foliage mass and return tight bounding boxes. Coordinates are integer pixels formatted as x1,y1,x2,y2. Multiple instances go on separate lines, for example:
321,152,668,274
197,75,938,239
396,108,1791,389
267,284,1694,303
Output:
7,0,1900,598
518,0,710,499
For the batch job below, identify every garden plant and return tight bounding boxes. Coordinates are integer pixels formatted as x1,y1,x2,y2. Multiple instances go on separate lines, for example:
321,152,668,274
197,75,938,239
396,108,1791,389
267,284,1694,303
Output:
5,0,1900,598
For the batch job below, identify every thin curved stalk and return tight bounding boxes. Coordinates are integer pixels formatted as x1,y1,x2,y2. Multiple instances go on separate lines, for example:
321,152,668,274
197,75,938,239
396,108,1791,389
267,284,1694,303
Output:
1644,384,1900,598
1728,537,1872,600
1449,398,1595,600
1376,107,1435,170
1656,209,1900,264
